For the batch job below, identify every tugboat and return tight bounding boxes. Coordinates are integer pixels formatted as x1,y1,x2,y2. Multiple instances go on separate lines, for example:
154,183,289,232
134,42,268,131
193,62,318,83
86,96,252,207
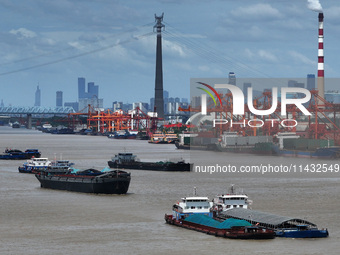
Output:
35,168,131,194
108,152,191,171
18,156,75,174
0,148,41,160
164,189,275,239
18,158,52,173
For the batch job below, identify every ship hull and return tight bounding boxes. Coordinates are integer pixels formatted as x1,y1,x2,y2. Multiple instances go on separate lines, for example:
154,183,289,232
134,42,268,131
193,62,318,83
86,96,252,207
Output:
108,161,191,171
0,149,41,160
35,173,131,194
164,214,275,239
275,228,329,238
273,146,340,159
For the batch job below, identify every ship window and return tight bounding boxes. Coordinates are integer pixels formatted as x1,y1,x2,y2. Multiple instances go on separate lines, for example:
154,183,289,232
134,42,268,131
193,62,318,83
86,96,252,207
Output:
191,206,195,209
185,206,189,209
233,205,237,208
197,206,202,209
240,205,243,208
226,205,231,208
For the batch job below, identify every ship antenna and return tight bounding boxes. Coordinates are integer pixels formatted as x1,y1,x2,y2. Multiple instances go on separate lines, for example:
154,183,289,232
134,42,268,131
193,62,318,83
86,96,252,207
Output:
230,184,235,194
193,187,197,196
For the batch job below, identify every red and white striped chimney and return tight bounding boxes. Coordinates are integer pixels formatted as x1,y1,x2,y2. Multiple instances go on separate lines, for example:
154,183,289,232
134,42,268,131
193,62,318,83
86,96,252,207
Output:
317,12,324,100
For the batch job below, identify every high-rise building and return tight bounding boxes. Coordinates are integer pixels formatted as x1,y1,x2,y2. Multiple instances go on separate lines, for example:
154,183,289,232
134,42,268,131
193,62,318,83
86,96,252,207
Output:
181,98,188,103
112,101,123,112
150,98,155,112
88,82,99,99
79,98,103,113
133,102,149,113
228,72,236,85
78,77,86,99
243,82,251,96
77,77,102,110
307,74,316,90
64,102,78,112
288,80,297,87
191,96,201,109
163,90,169,99
34,85,41,106
56,91,63,107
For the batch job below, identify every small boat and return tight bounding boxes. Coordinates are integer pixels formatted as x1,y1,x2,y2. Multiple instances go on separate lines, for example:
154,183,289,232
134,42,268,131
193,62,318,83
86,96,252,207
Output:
164,190,275,239
164,131,178,144
0,148,41,160
108,130,139,139
18,157,52,173
12,122,21,128
35,168,131,194
148,131,167,144
107,152,192,171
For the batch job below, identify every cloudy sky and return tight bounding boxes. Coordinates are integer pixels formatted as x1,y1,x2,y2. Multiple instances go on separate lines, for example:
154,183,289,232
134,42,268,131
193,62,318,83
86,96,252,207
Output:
0,0,339,108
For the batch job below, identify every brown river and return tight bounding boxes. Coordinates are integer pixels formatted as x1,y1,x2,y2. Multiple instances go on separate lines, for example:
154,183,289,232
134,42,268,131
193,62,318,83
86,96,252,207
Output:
0,126,339,255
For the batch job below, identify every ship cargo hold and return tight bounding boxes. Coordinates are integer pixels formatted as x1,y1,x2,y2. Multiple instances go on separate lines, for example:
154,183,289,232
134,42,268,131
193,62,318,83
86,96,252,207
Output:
35,169,131,194
165,213,275,239
217,208,328,238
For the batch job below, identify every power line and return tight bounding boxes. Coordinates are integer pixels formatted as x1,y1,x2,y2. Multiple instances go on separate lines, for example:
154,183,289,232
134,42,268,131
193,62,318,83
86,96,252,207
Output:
163,22,272,78
0,31,153,76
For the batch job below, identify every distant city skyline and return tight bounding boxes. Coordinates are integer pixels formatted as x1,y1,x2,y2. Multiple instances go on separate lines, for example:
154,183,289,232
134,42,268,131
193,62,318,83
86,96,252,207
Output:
1,1,340,108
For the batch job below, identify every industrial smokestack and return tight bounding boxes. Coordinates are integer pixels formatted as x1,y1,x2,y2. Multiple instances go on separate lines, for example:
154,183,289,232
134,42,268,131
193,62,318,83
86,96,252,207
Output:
317,12,324,100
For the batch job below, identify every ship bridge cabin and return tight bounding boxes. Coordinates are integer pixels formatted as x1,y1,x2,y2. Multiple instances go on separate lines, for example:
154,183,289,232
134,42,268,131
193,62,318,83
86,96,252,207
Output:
29,158,51,166
111,153,137,163
172,196,213,220
213,194,250,211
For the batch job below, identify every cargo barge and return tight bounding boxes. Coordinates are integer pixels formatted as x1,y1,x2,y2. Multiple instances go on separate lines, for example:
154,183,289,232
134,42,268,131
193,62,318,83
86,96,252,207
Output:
273,133,340,159
35,168,131,194
165,194,275,239
217,208,329,238
0,148,41,160
108,152,191,171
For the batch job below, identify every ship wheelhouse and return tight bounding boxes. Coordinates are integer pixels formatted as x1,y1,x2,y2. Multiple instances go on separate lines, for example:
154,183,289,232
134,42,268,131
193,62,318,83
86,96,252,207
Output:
172,196,213,220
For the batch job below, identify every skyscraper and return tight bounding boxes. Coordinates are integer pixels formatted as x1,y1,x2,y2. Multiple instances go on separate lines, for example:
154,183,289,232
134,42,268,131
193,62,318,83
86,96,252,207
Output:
78,77,86,99
34,86,41,106
228,72,236,85
307,74,316,90
56,91,63,107
88,82,99,98
243,82,251,96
